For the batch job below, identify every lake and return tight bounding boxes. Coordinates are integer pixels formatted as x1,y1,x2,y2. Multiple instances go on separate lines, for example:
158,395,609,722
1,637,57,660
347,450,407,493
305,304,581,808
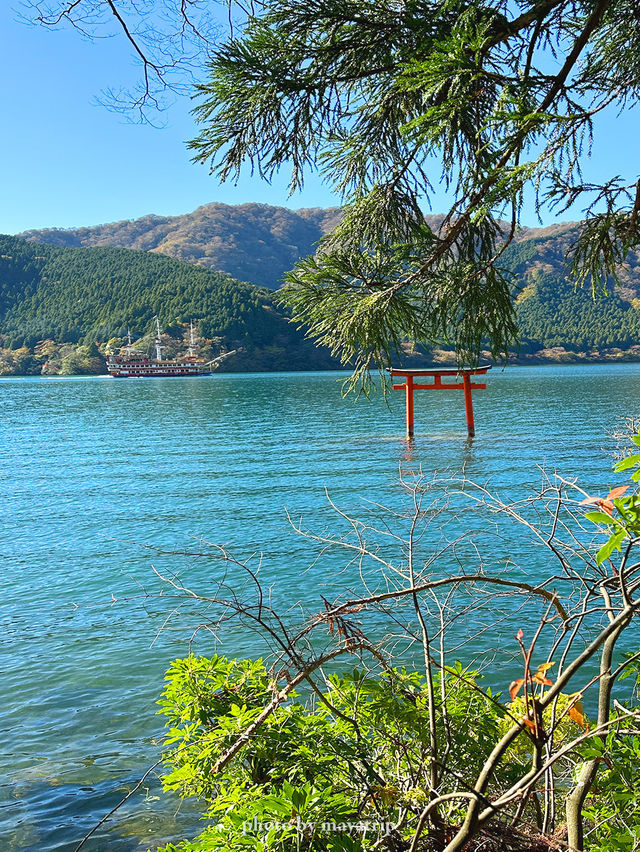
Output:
1,365,639,851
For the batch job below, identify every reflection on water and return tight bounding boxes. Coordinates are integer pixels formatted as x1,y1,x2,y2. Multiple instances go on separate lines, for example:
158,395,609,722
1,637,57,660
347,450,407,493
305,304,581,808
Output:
2,366,640,849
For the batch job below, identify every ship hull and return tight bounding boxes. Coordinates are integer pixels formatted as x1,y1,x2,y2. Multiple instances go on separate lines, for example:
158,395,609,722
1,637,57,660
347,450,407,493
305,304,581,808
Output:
109,370,213,377
106,358,214,377
107,366,213,377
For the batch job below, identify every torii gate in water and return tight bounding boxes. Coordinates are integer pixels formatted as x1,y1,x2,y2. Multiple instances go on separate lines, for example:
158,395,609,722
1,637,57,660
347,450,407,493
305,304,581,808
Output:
389,366,491,438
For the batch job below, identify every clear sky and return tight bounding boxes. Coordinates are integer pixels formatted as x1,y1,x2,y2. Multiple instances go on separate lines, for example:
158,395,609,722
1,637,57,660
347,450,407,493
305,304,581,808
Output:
1,4,343,234
2,3,639,235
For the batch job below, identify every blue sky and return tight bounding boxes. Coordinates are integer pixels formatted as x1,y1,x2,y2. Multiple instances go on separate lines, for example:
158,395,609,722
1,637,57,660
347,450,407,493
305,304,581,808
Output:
2,4,639,235
1,4,342,234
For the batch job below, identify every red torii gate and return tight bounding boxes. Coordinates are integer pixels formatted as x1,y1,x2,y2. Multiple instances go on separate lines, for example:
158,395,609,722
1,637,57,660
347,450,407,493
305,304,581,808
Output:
389,366,491,438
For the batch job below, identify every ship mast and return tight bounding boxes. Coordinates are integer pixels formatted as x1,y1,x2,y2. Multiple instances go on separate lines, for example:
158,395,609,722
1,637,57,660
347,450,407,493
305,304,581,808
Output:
154,316,164,361
187,321,196,358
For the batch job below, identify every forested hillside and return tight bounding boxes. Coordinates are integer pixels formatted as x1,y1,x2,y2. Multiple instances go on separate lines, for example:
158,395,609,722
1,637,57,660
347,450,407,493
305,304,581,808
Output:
7,207,640,374
505,228,640,358
19,202,640,363
0,235,340,375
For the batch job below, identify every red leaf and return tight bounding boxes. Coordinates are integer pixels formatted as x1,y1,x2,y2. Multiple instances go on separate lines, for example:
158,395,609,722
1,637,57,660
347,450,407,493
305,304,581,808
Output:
520,715,536,732
600,500,615,517
580,495,602,506
509,678,525,700
532,674,553,686
580,495,616,515
579,496,616,518
607,485,629,500
516,628,524,641
568,705,586,729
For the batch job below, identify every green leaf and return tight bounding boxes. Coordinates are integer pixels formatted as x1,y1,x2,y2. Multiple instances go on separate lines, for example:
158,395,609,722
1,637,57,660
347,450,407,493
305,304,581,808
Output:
596,530,626,565
613,454,640,471
584,511,615,525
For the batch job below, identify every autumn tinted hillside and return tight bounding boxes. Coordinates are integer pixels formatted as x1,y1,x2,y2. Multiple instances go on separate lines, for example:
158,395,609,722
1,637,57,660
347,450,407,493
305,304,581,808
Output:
19,204,343,290
505,226,640,359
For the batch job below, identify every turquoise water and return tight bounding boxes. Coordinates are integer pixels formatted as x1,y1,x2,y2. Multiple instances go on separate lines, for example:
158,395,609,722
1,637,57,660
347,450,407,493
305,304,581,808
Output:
2,365,640,851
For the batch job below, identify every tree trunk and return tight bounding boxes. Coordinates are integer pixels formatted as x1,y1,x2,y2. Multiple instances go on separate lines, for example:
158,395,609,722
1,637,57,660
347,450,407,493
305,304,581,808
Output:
565,615,627,851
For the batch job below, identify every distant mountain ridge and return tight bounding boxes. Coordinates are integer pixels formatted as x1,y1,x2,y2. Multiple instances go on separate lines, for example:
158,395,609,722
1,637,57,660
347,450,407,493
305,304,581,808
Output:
19,203,343,289
18,202,617,293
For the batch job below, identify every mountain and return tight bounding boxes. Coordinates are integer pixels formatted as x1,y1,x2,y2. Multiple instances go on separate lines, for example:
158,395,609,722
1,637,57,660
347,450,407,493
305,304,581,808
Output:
505,225,640,360
12,203,640,365
0,234,341,375
19,204,343,290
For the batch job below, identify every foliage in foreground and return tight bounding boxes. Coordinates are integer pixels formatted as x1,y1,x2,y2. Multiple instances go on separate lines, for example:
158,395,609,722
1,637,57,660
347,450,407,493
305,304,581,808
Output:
157,655,639,852
158,659,516,851
152,439,640,852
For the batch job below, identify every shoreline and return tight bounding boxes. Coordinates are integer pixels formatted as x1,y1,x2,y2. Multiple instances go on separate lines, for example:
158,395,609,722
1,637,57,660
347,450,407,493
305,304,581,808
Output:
4,356,640,379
